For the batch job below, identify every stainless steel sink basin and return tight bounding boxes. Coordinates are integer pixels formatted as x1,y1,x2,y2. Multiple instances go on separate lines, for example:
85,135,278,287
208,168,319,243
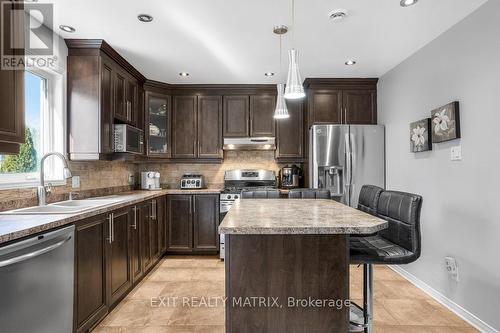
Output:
0,197,124,215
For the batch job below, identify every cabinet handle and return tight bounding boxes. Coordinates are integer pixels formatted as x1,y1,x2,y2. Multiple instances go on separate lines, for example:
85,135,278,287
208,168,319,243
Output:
151,200,157,220
107,213,114,244
344,107,348,124
132,206,137,229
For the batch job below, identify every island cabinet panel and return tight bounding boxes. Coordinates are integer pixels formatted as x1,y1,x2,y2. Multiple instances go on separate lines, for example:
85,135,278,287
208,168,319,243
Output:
250,95,276,137
106,208,133,307
167,195,193,251
225,234,349,333
223,96,249,137
130,205,143,283
172,95,198,158
75,215,109,333
167,194,219,254
193,194,219,251
198,96,223,159
275,99,304,161
343,90,377,125
0,0,24,154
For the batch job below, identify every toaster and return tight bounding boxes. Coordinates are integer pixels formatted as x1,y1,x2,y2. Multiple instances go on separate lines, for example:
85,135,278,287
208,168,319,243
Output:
180,174,204,189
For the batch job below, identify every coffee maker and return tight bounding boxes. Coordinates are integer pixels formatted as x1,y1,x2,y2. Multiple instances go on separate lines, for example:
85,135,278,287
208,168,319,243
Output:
280,165,302,189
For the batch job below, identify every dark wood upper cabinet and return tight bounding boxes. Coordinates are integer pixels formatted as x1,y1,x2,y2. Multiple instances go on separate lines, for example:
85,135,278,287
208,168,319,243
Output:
250,95,276,137
308,90,343,125
343,90,377,124
167,195,193,252
172,96,198,158
113,72,126,122
65,40,146,160
145,91,171,158
75,214,108,333
0,0,24,154
193,194,219,251
198,96,222,159
304,79,378,127
275,99,304,161
223,95,249,137
106,208,133,307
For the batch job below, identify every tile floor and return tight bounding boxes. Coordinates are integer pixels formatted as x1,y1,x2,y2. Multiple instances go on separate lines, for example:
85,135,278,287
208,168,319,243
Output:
93,256,477,333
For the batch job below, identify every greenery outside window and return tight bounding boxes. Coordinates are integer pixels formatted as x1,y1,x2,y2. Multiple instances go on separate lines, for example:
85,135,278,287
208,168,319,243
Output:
0,69,65,189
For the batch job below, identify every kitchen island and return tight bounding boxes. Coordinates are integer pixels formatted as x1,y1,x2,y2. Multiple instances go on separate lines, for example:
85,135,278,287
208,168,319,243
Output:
219,199,387,333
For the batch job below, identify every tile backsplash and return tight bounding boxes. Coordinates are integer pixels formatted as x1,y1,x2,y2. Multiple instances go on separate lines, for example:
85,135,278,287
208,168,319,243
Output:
0,151,300,211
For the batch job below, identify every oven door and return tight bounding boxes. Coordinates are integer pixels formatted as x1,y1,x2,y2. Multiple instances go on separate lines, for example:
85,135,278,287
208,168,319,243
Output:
125,126,144,154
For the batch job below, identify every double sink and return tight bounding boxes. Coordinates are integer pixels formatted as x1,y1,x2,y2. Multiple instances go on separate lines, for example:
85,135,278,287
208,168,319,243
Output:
0,196,125,215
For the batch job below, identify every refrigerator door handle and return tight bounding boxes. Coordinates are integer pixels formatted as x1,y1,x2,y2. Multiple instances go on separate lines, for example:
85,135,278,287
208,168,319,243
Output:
344,132,352,205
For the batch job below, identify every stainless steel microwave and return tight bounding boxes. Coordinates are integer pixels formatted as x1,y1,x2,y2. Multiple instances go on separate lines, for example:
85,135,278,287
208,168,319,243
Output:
114,124,144,154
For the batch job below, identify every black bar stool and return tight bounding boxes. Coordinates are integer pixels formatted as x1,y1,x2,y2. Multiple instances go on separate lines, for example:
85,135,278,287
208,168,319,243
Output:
288,188,331,199
350,186,423,333
241,190,280,199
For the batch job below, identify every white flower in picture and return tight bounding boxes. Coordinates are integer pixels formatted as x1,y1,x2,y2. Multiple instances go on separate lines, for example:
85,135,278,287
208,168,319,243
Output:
411,126,426,147
433,109,450,134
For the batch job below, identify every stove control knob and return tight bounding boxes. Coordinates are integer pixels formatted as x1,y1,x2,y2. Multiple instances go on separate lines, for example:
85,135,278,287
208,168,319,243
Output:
234,195,239,199
227,195,232,200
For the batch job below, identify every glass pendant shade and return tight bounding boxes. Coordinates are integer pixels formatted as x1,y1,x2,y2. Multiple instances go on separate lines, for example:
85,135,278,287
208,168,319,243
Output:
274,84,289,119
284,49,305,99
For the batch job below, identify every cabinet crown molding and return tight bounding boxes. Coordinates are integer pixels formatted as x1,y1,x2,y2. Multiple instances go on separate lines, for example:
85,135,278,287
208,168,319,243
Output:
65,39,146,83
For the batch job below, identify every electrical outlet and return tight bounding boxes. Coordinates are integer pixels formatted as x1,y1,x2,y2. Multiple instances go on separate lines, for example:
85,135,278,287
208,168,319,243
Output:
450,146,462,161
71,176,80,189
445,256,459,282
128,174,135,185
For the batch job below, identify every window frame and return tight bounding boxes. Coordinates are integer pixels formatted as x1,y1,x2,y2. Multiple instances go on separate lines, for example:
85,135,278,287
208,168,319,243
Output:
0,66,67,189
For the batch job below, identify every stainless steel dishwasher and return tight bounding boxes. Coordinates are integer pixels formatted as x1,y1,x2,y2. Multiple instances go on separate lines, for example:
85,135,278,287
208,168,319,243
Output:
0,225,75,333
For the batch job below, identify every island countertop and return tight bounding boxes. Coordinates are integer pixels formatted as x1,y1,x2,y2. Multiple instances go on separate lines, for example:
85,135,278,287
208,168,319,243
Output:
218,199,387,235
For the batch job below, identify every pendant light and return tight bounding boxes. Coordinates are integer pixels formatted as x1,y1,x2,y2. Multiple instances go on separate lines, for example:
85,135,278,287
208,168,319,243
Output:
284,0,305,99
273,25,290,119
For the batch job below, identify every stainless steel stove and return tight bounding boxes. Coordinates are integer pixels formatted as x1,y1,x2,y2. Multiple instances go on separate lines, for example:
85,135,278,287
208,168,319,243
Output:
219,169,277,259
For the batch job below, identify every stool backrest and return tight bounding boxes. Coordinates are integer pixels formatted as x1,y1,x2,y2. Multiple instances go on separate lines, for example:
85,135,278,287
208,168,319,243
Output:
357,185,383,216
288,189,331,199
241,190,280,199
377,191,423,255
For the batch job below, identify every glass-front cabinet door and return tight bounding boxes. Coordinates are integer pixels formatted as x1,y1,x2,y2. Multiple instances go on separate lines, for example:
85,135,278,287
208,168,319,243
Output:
146,92,171,158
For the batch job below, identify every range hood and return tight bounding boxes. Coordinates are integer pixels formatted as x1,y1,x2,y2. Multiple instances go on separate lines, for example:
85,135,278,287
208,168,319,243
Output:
223,137,276,151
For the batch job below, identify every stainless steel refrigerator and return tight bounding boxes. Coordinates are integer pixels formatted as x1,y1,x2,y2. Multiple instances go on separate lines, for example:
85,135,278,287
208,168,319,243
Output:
309,124,385,208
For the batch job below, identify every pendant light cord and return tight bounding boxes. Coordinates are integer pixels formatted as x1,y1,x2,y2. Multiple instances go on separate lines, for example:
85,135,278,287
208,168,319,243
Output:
279,34,282,77
291,0,295,48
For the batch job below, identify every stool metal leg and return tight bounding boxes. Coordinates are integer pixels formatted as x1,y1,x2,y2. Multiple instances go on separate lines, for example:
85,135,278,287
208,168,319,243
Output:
363,263,374,333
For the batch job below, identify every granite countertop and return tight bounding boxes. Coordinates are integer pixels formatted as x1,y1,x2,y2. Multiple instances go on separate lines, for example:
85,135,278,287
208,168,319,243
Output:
218,199,387,235
0,188,221,245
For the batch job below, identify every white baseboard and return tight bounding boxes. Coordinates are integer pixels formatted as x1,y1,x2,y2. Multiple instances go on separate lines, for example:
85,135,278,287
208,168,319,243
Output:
389,265,499,333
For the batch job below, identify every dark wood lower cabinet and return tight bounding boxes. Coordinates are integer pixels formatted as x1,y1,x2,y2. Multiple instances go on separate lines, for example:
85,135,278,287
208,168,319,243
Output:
130,205,143,284
167,194,219,254
193,195,219,251
106,208,133,307
75,196,168,332
167,195,193,252
75,215,109,333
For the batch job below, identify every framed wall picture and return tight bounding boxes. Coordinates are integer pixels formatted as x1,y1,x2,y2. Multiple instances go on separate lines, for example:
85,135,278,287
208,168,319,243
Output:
410,118,432,152
431,101,461,143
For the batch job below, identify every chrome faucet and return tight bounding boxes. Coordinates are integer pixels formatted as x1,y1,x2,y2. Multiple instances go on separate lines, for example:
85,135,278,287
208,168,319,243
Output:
37,152,72,206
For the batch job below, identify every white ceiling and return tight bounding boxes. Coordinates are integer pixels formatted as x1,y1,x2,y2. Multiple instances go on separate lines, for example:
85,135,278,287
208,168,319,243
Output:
47,0,488,84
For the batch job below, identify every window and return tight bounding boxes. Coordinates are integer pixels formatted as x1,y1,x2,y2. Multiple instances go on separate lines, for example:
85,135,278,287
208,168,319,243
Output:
0,68,65,188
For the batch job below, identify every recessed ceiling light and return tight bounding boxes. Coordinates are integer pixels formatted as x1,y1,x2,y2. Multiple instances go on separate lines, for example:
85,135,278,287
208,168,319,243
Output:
138,14,153,23
179,72,190,77
345,60,357,66
265,72,275,77
59,25,75,33
329,9,349,22
400,0,418,7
